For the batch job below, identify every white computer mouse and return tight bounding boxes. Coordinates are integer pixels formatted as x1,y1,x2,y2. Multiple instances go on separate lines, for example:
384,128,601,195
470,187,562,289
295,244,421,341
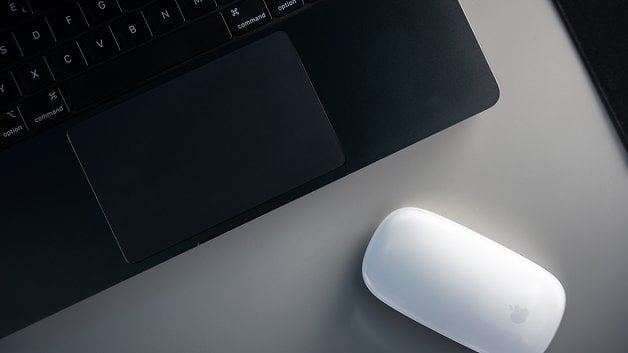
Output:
362,208,565,353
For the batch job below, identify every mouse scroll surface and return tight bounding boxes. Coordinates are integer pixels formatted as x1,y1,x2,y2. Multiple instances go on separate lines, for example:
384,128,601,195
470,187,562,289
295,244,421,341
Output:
362,208,565,353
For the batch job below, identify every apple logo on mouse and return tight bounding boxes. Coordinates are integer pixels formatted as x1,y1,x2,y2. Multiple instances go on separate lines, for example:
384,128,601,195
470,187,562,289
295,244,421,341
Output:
509,304,529,324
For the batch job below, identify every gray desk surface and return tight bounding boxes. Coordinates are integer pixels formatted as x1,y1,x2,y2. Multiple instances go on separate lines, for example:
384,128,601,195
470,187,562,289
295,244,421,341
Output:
2,0,628,352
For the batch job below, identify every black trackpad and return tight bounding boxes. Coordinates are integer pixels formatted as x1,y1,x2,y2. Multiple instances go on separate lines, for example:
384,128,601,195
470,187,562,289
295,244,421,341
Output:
67,33,344,263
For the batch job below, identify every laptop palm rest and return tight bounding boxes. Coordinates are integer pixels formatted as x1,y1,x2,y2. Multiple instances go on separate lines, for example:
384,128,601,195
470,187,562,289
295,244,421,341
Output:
67,32,345,263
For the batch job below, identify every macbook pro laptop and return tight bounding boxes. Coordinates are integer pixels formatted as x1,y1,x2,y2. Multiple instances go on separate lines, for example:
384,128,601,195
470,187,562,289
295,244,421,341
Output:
0,0,498,337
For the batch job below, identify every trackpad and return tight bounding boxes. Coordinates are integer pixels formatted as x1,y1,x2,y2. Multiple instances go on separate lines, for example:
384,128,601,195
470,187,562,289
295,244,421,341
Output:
67,32,344,263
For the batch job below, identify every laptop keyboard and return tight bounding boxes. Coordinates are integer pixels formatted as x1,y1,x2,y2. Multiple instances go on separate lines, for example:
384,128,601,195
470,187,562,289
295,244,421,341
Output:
0,0,316,150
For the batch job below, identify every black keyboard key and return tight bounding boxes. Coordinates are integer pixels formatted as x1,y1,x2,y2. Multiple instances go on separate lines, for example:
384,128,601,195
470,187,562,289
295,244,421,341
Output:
27,0,58,14
13,57,54,94
47,41,88,80
118,0,152,11
145,0,185,35
0,106,28,146
47,2,90,40
267,0,303,17
0,32,22,67
216,0,236,4
63,12,230,110
79,26,119,64
80,0,122,25
111,11,152,49
13,17,55,56
223,0,271,35
178,0,216,19
0,71,21,106
20,87,69,129
1,1,33,27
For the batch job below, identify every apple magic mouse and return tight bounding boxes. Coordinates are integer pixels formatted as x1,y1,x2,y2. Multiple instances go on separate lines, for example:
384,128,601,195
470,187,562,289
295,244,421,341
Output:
362,208,565,353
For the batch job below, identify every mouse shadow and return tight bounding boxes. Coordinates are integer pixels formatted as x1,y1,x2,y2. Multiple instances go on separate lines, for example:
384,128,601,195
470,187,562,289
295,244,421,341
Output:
315,237,475,353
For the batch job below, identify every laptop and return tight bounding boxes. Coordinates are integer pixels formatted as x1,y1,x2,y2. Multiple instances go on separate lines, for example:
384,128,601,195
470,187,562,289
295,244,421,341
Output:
0,0,498,338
